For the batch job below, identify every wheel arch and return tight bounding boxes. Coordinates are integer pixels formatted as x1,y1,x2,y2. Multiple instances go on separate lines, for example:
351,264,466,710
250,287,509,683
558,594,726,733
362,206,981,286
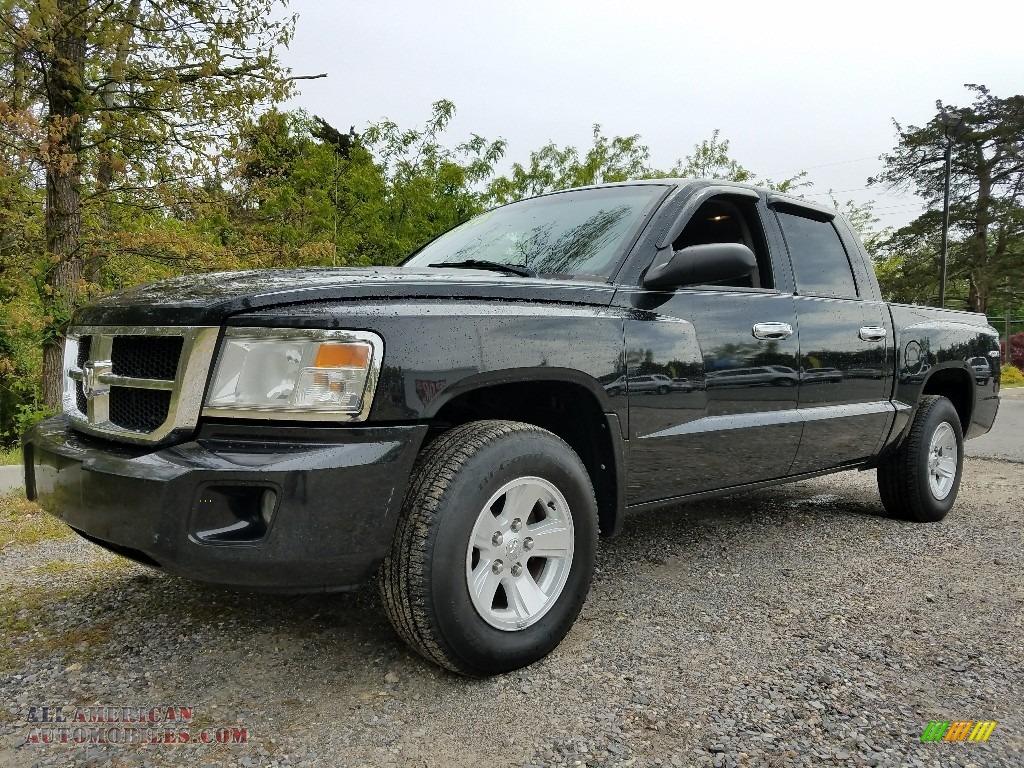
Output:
919,364,974,435
423,373,626,537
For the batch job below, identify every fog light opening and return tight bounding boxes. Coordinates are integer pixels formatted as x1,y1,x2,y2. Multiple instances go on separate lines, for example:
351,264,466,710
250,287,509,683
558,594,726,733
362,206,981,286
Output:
192,485,278,544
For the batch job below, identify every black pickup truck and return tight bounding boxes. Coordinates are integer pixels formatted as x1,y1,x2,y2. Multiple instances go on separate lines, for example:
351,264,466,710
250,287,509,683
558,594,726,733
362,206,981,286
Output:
24,179,1001,676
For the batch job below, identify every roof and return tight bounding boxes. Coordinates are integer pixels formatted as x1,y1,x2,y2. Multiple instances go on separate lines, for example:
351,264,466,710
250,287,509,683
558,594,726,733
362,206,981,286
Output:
536,177,838,218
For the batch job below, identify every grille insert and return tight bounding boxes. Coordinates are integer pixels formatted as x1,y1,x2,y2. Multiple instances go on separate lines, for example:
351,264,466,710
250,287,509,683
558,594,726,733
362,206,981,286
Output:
108,387,173,432
111,335,183,380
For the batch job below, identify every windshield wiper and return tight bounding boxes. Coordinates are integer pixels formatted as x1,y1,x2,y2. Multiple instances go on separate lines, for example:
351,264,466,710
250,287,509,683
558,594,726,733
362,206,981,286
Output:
428,259,537,278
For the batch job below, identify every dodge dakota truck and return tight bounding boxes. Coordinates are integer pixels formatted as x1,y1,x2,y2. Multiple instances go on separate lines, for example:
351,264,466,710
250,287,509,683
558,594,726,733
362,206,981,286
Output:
24,179,1001,676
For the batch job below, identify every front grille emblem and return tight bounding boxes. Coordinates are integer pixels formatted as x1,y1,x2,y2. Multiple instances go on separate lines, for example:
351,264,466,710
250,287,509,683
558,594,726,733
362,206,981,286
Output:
81,360,111,400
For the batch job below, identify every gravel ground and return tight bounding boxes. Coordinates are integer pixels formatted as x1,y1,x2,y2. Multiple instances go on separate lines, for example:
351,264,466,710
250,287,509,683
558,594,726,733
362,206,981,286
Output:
1,457,1021,768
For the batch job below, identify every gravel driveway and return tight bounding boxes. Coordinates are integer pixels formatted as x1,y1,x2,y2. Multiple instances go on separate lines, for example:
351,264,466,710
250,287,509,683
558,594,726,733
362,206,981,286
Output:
1,456,1021,768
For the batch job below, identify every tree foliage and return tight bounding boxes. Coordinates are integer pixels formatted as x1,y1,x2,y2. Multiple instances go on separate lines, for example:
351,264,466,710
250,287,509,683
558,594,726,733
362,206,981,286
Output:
0,0,305,407
486,124,648,205
871,84,1024,312
215,101,508,268
665,129,809,192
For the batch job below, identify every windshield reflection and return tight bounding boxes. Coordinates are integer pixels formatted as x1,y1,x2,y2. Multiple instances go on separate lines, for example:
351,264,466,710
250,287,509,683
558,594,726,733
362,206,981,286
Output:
403,186,664,278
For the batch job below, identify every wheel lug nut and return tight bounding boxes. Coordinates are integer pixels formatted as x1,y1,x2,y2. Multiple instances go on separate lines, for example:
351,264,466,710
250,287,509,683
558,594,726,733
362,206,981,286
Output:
492,559,504,574
511,518,522,532
523,537,534,551
511,563,523,577
492,532,503,546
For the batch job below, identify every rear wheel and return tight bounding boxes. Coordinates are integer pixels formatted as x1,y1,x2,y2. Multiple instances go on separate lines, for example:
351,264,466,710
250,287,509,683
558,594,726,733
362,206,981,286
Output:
877,395,964,522
379,420,598,676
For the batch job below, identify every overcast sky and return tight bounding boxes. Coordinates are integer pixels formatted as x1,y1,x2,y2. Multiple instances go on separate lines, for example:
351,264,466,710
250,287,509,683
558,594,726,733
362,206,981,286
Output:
278,0,1024,231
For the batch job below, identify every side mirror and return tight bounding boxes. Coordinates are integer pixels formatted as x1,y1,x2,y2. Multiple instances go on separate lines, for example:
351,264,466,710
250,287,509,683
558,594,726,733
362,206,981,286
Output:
643,243,758,290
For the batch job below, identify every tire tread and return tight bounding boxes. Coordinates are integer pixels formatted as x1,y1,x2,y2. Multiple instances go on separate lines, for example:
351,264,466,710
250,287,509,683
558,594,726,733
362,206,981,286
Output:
876,395,961,522
379,420,561,674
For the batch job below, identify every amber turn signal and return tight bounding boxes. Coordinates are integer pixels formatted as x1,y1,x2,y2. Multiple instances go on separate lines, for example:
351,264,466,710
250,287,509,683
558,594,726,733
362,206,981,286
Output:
314,343,370,369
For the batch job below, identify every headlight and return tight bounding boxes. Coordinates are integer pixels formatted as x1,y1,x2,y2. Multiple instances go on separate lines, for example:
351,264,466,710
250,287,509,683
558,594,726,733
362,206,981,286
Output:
203,328,383,421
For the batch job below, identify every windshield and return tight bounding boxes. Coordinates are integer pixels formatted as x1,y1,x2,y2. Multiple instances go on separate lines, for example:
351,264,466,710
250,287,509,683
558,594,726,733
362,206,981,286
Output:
402,185,666,279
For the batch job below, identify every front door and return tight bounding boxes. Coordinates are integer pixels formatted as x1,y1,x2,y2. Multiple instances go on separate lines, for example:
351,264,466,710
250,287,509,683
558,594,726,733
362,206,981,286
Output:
617,192,802,505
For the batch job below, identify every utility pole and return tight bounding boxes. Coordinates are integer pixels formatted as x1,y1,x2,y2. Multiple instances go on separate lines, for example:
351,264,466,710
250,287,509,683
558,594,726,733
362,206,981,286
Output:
938,140,952,308
937,111,968,309
1006,311,1012,365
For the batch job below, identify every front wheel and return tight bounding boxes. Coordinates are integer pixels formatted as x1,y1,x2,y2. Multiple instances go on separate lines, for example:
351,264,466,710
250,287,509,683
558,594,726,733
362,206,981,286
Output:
877,395,964,522
379,420,598,676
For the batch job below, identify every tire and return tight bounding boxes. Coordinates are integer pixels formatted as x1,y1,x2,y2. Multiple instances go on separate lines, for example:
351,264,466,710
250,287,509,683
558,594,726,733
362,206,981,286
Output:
774,378,796,387
876,395,964,522
656,385,670,395
379,420,598,676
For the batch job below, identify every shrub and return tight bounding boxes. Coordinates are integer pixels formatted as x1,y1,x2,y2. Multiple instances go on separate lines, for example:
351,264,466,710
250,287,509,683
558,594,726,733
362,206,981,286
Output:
1001,364,1024,386
1002,332,1024,369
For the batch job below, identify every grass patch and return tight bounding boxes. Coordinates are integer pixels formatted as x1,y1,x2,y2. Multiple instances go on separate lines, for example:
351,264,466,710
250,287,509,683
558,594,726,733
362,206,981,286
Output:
0,445,21,465
31,558,79,576
0,494,72,551
0,581,99,673
0,577,125,673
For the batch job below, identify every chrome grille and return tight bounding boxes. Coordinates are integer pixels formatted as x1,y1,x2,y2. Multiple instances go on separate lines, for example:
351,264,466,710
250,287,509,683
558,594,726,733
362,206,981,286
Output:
63,325,219,444
74,335,92,415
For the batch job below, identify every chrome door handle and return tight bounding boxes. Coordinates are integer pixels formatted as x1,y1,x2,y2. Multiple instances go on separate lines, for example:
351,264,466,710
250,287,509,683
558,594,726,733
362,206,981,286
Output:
752,322,793,340
859,326,887,342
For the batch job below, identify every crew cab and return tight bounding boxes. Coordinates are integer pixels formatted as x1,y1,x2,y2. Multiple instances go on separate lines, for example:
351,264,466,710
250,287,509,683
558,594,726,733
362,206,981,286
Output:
24,179,1001,676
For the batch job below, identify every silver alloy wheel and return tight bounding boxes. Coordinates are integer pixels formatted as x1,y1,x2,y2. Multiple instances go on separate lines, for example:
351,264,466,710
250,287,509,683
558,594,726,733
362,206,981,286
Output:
465,476,575,631
927,422,958,500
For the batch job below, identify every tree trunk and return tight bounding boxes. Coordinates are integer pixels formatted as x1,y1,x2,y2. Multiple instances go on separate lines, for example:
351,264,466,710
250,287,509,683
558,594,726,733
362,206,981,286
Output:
41,0,86,411
89,0,142,285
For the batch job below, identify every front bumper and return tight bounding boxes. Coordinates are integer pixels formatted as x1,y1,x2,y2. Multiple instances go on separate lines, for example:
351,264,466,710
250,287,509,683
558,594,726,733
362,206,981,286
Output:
24,416,427,592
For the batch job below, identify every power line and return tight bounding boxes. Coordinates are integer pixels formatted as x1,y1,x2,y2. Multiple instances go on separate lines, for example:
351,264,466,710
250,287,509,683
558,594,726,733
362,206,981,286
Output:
765,156,881,177
802,186,875,196
872,203,926,212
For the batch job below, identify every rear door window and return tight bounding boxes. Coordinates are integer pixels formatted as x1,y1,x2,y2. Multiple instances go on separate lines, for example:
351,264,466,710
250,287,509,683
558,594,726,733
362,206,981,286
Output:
775,209,859,299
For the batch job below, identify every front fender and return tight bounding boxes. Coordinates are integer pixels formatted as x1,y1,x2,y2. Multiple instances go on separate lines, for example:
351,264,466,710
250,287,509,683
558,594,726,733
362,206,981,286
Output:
227,299,628,422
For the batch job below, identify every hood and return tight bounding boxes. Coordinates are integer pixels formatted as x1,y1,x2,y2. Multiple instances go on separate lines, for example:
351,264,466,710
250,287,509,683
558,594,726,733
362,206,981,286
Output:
74,267,618,326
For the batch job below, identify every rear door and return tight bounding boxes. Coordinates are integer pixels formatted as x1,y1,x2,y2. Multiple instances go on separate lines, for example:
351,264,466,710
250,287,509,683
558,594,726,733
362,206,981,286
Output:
769,202,894,472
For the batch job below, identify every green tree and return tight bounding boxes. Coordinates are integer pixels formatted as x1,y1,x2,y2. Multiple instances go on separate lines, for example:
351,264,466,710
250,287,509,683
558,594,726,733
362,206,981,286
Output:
487,124,649,204
871,84,1024,312
487,126,808,204
667,129,753,182
828,194,889,261
663,129,809,191
871,214,948,305
361,100,506,262
0,0,311,408
219,109,344,267
218,101,507,269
